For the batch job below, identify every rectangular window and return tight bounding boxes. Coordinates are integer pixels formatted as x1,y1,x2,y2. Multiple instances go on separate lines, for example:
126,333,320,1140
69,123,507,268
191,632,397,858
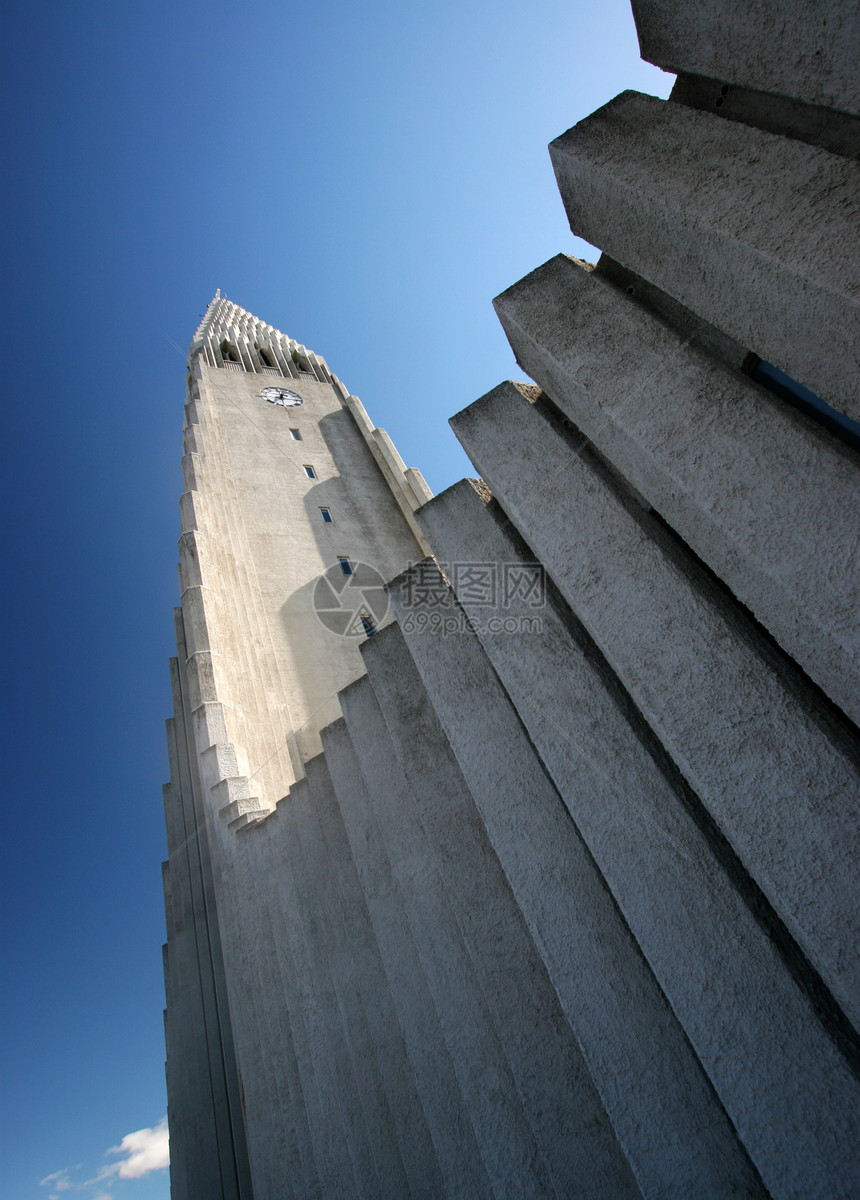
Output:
338,557,353,576
319,507,333,524
290,428,302,440
304,464,317,479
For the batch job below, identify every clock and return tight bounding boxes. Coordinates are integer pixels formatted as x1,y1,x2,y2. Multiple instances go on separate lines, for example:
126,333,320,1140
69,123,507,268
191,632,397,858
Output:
261,387,303,408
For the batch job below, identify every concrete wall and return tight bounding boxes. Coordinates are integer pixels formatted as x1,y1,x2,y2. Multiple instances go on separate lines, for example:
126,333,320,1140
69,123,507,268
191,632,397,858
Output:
162,4,860,1197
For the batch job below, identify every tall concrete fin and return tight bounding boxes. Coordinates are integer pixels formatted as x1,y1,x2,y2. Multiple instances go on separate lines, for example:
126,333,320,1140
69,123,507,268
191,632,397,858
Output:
494,253,860,724
340,661,642,1200
450,381,860,1035
631,0,860,116
418,477,860,1200
549,92,860,419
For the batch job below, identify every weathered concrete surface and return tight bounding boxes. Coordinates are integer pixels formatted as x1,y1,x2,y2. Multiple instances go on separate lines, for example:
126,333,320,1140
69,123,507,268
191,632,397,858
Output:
450,381,860,1032
162,618,252,1200
323,703,562,1200
384,568,764,1199
494,253,860,725
261,786,357,1199
301,756,413,1200
321,716,493,1200
273,781,363,1199
418,477,860,1200
631,0,860,116
340,667,642,1200
668,72,860,158
235,817,320,1199
550,91,860,420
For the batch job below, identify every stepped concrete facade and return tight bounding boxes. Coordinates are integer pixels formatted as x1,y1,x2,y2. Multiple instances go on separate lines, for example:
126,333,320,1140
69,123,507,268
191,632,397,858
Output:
161,2,860,1196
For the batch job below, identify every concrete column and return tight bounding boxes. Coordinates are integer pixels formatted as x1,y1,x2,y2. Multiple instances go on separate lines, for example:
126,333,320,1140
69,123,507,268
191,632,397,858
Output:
230,820,319,1199
337,670,642,1200
321,697,562,1200
630,0,860,116
244,806,327,1200
549,91,860,419
319,717,490,1200
305,754,446,1200
165,637,250,1200
383,573,764,1199
210,833,294,1200
450,380,860,1033
301,754,414,1200
263,786,355,1199
494,253,860,724
273,780,364,1199
417,476,860,1200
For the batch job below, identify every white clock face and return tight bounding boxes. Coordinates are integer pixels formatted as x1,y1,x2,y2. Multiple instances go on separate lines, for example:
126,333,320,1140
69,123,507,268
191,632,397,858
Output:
261,387,303,408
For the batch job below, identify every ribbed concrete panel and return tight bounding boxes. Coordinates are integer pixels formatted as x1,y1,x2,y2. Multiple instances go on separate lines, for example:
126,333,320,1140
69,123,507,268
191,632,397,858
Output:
301,755,414,1200
338,670,642,1200
550,91,860,419
164,625,251,1200
320,718,491,1200
450,381,860,1033
212,834,291,1200
303,754,443,1200
418,477,860,1200
230,822,316,1199
630,0,860,115
242,809,325,1200
494,254,860,724
322,698,560,1200
383,572,763,1199
269,785,360,1199
277,779,368,1200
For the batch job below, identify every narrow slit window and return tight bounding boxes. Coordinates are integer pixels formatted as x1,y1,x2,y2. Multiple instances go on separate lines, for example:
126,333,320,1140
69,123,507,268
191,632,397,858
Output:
304,464,317,479
290,428,302,441
360,613,376,637
319,507,333,524
338,557,353,576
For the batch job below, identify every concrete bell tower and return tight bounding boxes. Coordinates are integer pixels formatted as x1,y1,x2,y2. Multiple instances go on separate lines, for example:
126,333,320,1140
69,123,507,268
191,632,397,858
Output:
161,294,430,1198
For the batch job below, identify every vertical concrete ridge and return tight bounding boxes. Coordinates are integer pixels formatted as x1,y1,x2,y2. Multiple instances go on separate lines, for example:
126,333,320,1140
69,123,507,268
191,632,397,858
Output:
549,90,860,419
327,667,560,1200
279,773,367,1198
383,565,764,1199
344,393,433,554
449,379,860,1033
492,252,860,724
320,712,491,1200
629,0,860,116
338,667,647,1199
416,476,860,1199
301,752,415,1200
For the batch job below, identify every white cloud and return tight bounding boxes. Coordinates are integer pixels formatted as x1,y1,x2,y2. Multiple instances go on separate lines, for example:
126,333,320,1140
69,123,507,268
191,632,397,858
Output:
40,1168,73,1194
40,1170,73,1191
42,1118,168,1197
105,1116,169,1179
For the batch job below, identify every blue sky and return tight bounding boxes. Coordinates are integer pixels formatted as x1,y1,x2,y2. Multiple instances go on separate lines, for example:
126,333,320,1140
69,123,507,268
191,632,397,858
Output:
0,3,670,1196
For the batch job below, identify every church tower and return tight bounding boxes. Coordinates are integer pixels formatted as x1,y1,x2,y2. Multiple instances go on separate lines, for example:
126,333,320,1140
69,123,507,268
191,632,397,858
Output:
161,2,860,1193
161,294,430,1198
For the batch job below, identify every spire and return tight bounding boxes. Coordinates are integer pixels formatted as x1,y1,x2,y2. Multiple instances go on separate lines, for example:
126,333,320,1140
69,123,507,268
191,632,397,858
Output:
188,293,332,385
